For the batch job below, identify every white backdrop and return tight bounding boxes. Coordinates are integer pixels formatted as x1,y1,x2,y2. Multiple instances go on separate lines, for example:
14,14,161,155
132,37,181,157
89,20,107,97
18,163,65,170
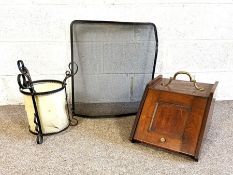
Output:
0,0,232,105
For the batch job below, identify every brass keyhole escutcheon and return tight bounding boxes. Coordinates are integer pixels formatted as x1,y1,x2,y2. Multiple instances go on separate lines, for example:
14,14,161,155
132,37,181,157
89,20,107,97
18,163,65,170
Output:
160,137,166,143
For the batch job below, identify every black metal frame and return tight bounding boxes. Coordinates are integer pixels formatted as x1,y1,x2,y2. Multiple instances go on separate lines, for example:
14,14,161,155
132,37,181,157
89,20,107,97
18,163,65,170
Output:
20,79,66,95
70,20,159,118
17,60,78,144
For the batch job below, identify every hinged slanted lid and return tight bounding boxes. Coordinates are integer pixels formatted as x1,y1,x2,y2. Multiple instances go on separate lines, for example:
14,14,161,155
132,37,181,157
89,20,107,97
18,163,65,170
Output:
148,72,218,98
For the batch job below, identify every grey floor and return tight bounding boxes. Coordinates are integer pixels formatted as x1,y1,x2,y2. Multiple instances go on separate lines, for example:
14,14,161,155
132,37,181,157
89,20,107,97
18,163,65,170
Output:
0,101,232,175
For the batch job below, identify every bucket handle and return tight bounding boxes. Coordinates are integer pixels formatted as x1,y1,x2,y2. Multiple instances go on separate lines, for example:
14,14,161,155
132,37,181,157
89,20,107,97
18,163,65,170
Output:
162,71,204,91
63,62,78,84
17,60,33,90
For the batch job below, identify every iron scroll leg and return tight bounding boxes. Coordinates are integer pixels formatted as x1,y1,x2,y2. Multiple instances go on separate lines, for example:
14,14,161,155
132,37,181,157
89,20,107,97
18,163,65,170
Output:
63,62,79,126
30,89,43,144
17,60,43,144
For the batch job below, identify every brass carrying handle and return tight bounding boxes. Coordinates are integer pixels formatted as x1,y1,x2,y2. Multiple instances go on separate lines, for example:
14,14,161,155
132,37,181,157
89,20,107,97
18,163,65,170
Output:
162,71,204,91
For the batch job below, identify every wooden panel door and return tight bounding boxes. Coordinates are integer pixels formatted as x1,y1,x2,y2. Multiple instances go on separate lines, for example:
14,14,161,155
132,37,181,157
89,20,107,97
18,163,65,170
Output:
134,89,208,156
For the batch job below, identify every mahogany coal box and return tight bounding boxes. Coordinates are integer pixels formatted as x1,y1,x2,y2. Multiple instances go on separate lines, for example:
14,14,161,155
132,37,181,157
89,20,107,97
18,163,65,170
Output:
130,72,218,161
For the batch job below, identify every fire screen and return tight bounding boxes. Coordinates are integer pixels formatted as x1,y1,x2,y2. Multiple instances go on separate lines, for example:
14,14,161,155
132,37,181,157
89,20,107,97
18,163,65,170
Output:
71,20,158,117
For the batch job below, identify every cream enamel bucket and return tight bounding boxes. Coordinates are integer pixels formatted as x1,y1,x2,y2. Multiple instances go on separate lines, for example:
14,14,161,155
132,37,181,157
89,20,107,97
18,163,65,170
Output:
21,80,69,134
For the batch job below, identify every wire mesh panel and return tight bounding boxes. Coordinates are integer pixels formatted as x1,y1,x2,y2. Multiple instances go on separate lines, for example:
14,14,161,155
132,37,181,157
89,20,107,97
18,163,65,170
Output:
71,20,158,117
